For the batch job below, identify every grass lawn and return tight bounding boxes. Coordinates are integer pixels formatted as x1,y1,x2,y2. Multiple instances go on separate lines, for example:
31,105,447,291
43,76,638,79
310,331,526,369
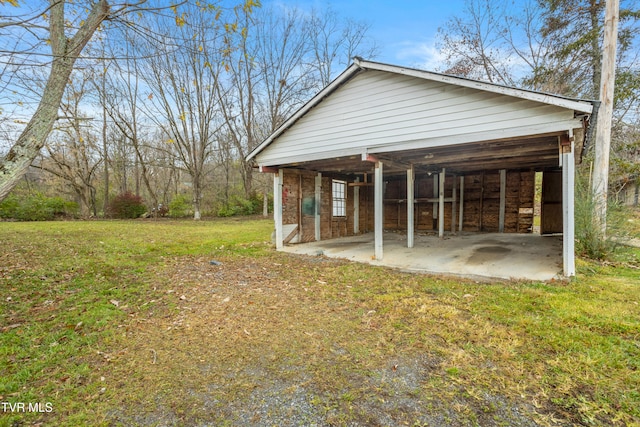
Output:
1,215,639,426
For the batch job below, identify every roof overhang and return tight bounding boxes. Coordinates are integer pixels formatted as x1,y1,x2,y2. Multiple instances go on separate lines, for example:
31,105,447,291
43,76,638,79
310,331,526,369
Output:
247,59,594,175
257,130,584,177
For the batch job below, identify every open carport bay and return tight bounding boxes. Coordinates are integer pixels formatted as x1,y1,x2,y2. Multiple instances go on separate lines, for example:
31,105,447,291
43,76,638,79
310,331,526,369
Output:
282,231,563,281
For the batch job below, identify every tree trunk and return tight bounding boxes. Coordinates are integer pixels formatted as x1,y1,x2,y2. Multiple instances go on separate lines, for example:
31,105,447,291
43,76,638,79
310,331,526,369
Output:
0,0,109,202
242,160,254,198
0,60,71,201
193,172,202,220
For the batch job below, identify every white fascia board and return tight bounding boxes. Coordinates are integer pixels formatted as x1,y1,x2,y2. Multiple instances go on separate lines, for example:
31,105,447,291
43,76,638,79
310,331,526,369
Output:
354,58,594,115
246,63,363,162
257,147,364,169
257,119,583,168
365,119,584,155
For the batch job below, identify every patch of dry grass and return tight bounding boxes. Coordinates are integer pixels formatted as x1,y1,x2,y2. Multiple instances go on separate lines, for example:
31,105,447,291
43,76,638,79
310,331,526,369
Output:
1,217,639,426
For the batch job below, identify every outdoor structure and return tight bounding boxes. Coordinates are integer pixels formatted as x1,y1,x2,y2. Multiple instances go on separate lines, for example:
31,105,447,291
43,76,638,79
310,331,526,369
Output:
247,59,594,277
616,177,639,207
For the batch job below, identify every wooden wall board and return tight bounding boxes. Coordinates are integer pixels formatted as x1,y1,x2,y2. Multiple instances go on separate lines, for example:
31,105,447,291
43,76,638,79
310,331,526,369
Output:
380,170,535,234
282,168,535,244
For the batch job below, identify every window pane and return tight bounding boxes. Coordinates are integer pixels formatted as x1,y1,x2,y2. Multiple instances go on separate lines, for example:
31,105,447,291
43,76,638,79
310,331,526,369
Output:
332,180,346,217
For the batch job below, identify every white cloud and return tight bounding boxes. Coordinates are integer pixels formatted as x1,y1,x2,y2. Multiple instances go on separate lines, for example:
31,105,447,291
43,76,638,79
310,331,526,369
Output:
391,38,448,71
391,36,535,83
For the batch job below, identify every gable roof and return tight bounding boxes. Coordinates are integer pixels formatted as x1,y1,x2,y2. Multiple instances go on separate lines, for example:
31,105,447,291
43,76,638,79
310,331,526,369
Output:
247,58,594,165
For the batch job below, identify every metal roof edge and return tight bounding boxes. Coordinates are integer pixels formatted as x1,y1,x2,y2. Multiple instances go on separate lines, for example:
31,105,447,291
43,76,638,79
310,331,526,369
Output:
356,58,595,114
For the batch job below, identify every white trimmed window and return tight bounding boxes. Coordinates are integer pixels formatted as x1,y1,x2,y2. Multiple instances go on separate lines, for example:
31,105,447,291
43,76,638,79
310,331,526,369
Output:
332,180,346,217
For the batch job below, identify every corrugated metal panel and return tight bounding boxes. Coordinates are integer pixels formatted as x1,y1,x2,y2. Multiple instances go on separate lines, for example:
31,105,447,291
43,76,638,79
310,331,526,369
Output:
255,70,577,166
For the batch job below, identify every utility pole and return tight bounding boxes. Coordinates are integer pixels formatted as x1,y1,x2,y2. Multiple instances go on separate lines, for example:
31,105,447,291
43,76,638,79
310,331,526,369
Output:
592,0,619,236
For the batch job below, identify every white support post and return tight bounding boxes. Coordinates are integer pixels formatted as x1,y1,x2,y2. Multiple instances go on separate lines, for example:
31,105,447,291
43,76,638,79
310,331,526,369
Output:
563,130,576,277
459,176,465,232
354,177,360,234
407,165,415,248
433,174,438,220
451,174,457,234
315,173,322,241
274,169,284,249
439,168,445,238
374,161,384,260
499,169,506,233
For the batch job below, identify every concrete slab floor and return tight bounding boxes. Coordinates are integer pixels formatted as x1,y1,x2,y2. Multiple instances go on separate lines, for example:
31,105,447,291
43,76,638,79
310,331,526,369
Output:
281,231,564,282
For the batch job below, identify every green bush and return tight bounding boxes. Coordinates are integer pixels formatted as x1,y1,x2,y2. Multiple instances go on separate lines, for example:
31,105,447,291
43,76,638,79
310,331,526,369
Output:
575,175,628,260
216,204,236,217
108,192,147,219
217,194,262,217
0,194,20,219
168,194,192,218
0,193,78,221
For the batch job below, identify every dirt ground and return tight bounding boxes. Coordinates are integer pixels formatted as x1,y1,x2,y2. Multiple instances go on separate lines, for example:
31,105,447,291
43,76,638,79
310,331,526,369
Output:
101,252,566,427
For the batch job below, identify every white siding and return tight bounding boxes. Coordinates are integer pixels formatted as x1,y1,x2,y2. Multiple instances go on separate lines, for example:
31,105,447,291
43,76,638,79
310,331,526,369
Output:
256,70,579,166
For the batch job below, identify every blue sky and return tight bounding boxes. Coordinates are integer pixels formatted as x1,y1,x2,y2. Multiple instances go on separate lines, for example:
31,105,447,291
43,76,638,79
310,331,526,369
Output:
263,0,469,69
3,0,467,70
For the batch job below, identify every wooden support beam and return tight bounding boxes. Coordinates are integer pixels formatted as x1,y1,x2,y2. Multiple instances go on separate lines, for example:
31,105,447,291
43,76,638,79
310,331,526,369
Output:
414,197,455,203
375,161,384,260
558,136,564,168
283,225,299,244
563,129,576,276
433,174,438,220
274,170,283,249
407,165,415,248
354,177,360,234
376,154,413,171
479,172,484,231
315,173,322,241
259,165,279,174
298,174,303,240
459,176,464,232
362,152,379,163
452,174,457,234
499,169,506,233
438,170,445,237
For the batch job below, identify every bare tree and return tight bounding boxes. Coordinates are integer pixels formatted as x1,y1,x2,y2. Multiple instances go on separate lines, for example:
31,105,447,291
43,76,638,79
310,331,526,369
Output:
307,7,378,88
96,31,161,213
139,5,228,220
0,0,112,201
217,4,378,199
0,0,257,203
216,5,314,199
436,0,518,85
36,74,101,217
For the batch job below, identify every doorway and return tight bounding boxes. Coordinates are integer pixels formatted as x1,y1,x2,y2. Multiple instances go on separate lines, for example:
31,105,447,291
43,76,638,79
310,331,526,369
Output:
540,171,563,235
